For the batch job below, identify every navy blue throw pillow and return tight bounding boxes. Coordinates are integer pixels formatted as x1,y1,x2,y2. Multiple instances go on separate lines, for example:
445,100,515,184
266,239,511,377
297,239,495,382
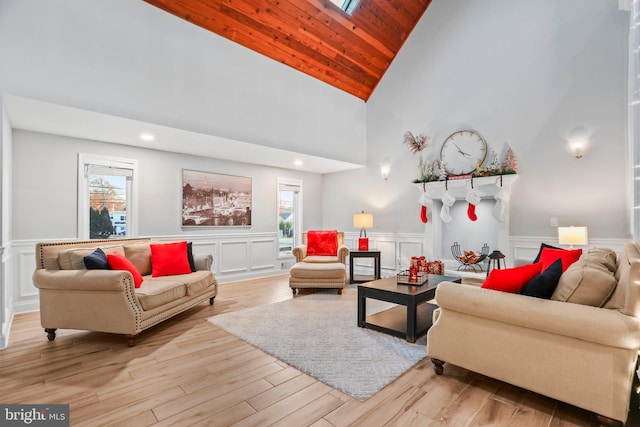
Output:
187,242,196,272
533,243,563,263
83,247,110,270
519,259,563,299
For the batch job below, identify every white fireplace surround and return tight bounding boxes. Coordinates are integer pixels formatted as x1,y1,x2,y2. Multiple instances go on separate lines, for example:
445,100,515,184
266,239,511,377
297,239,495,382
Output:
417,174,518,271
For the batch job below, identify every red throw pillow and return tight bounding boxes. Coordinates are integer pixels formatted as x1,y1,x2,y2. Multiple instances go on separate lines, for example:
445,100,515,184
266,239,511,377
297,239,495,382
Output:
539,247,582,272
150,241,192,277
107,252,143,288
306,230,338,256
482,263,542,293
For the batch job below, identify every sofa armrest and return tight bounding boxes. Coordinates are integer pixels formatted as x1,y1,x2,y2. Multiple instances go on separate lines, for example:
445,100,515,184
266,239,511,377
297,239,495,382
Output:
194,254,213,271
435,281,640,349
33,269,134,292
292,245,307,262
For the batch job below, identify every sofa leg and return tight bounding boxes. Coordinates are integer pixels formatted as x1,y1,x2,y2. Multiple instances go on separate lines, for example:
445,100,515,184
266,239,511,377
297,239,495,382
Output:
292,288,297,295
338,289,342,295
126,334,137,347
595,415,623,427
45,328,57,341
431,358,445,375
209,297,215,305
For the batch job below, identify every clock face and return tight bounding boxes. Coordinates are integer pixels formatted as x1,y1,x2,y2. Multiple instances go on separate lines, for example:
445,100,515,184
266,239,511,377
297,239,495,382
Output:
440,130,488,175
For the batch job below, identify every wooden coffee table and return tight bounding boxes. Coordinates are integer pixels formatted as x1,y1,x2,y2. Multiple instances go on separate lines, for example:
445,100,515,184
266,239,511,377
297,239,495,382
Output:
357,275,461,343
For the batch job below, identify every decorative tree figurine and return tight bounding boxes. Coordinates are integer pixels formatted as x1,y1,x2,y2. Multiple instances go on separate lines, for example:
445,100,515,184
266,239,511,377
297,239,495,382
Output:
489,149,502,174
502,146,518,173
438,161,448,180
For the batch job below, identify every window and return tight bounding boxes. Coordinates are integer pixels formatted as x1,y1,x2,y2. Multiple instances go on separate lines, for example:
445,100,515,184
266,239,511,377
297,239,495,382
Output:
78,154,138,239
329,0,360,15
277,178,302,256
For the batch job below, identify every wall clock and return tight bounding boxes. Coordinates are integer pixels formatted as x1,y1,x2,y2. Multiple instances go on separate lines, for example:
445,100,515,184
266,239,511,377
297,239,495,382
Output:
440,130,488,175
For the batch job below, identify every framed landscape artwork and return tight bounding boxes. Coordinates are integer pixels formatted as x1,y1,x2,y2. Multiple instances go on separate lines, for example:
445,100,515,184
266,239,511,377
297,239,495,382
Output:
182,169,252,227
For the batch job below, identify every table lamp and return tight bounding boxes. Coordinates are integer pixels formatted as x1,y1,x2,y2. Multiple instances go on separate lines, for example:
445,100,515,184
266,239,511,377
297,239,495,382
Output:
557,226,588,249
354,211,373,251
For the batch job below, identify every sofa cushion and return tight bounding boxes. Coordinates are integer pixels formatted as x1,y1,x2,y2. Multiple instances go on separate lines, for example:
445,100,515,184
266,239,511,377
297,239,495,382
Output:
518,258,562,299
124,242,152,276
135,280,186,310
532,243,562,263
150,241,192,277
187,242,197,272
290,262,346,279
107,252,143,288
148,270,214,296
582,247,617,273
58,245,125,270
551,251,618,307
539,247,582,272
482,263,542,293
306,230,338,256
83,248,110,270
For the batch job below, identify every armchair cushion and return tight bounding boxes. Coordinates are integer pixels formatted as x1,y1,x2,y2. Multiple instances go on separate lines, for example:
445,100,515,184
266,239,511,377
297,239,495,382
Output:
306,230,338,256
482,262,541,293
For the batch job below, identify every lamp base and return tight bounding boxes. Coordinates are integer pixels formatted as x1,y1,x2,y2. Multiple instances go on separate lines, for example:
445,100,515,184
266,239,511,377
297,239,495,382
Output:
358,238,369,251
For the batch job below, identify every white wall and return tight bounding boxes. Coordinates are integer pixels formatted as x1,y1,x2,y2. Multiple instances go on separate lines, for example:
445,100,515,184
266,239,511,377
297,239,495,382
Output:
324,0,630,244
0,98,12,349
0,0,366,164
11,130,324,240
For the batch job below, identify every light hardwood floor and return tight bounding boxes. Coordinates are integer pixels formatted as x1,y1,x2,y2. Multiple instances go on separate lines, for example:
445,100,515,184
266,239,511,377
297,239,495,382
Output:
0,275,636,426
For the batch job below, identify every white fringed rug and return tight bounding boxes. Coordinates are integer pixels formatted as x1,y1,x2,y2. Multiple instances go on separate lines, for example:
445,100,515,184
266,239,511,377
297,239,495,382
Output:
207,288,427,401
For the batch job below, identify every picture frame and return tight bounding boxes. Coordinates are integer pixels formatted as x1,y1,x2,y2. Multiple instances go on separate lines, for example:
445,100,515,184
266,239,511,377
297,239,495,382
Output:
182,169,252,227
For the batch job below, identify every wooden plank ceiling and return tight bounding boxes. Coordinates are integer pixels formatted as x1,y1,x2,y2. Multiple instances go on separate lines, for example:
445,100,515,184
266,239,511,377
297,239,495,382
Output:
143,0,432,101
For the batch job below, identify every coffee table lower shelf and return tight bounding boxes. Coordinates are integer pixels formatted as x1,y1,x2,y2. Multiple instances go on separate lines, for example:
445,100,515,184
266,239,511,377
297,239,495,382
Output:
363,303,438,342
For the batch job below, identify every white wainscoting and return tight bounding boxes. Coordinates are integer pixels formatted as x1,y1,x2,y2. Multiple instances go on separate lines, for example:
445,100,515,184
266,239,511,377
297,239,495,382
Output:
8,232,287,318
5,233,631,320
344,232,426,278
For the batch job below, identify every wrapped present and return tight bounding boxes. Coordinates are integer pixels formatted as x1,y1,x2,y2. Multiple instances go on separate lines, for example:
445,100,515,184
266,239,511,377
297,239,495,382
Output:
426,260,444,275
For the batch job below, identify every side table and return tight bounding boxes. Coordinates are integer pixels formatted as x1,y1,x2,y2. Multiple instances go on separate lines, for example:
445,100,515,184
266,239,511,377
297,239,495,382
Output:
350,250,381,283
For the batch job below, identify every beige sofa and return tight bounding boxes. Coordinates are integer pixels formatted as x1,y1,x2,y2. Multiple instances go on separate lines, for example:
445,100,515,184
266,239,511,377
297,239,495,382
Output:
289,232,348,294
426,242,640,425
33,238,217,346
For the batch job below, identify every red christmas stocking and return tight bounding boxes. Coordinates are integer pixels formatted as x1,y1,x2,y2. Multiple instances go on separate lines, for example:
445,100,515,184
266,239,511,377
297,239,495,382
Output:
420,205,428,223
467,203,477,221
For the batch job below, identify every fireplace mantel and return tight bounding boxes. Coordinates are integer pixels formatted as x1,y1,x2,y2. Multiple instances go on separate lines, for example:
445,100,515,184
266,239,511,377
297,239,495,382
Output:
415,174,518,200
415,174,518,270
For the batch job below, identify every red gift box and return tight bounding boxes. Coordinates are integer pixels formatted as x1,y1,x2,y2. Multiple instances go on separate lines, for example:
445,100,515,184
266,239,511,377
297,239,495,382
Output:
358,238,369,251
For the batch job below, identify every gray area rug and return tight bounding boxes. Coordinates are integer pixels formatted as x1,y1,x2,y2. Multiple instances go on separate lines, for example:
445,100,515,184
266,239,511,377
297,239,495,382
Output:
207,287,427,401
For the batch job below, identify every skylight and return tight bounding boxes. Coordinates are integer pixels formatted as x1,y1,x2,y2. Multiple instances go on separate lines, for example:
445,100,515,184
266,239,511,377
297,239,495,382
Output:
329,0,361,15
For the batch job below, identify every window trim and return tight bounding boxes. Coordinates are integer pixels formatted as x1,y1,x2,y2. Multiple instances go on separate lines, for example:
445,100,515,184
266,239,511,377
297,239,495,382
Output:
78,153,139,240
277,177,302,258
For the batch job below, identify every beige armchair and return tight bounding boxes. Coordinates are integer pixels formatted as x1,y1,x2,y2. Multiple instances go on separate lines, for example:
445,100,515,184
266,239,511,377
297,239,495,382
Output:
289,231,349,295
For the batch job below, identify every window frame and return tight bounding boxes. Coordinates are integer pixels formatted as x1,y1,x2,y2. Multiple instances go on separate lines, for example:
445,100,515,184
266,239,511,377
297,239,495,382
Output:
77,153,139,240
277,177,302,258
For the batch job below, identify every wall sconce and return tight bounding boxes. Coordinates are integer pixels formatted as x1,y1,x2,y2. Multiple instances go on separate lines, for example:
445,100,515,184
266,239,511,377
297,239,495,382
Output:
558,226,588,248
354,211,373,250
569,139,587,159
380,165,390,180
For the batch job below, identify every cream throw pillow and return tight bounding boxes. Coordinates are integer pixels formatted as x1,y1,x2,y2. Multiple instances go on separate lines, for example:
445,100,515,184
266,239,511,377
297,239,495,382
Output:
58,245,125,270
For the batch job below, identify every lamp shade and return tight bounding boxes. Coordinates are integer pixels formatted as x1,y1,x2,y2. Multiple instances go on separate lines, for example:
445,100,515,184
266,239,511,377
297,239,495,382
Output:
558,226,588,247
353,212,373,229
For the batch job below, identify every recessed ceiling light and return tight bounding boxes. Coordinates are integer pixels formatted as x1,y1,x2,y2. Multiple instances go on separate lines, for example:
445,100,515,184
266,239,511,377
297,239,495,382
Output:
294,159,303,167
139,132,155,142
